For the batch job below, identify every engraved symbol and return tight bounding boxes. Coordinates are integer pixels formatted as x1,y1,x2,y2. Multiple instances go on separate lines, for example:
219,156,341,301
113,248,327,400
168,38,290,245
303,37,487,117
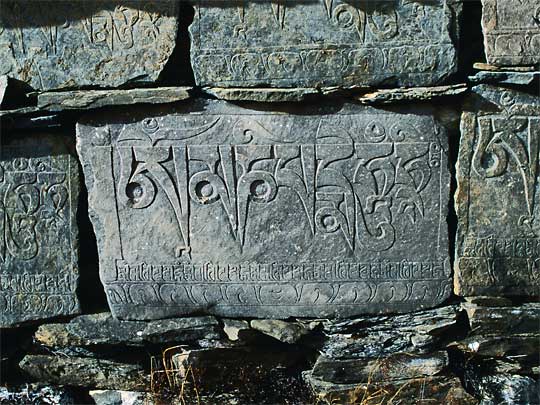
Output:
270,0,286,28
534,6,540,25
473,117,539,234
500,91,515,107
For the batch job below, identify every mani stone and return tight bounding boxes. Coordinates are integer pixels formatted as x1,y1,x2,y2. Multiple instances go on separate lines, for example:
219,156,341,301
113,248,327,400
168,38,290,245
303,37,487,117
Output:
0,132,79,327
481,0,540,68
190,0,461,88
455,85,540,297
0,1,178,91
76,100,451,320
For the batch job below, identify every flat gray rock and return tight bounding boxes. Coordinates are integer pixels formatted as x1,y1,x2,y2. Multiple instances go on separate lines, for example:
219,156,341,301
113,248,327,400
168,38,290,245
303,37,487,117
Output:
190,0,460,88
455,85,540,297
37,87,192,111
356,84,468,105
77,100,451,320
0,1,178,90
311,351,448,384
34,313,220,347
0,132,80,327
469,71,540,86
481,0,540,68
19,355,148,391
203,87,321,103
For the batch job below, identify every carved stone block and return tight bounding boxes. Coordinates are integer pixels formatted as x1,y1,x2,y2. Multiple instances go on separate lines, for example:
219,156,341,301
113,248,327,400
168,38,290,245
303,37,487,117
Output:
0,133,80,327
0,1,178,90
77,100,451,320
189,0,460,88
481,0,540,67
456,85,540,297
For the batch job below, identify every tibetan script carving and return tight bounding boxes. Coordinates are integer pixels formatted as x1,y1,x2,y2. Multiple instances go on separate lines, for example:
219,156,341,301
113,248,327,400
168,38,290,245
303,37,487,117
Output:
481,0,540,67
77,100,451,319
456,85,540,297
0,1,178,90
0,132,80,327
189,0,461,88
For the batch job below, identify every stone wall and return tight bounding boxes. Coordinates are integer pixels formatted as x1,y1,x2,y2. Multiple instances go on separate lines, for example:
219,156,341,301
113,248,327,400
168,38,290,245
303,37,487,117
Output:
0,1,538,404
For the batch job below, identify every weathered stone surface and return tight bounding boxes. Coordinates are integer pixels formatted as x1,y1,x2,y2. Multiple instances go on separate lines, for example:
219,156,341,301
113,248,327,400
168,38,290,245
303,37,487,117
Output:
481,0,540,67
452,335,539,359
0,132,80,327
0,1,178,91
356,84,468,105
190,1,460,88
76,100,451,320
473,374,540,405
34,313,220,347
463,303,540,335
0,385,77,405
469,71,540,86
203,87,321,103
89,390,151,405
19,354,148,390
320,306,460,360
473,63,535,72
250,319,309,344
455,85,540,297
311,351,448,384
463,296,513,306
169,347,303,387
305,374,478,405
223,319,252,342
37,87,192,112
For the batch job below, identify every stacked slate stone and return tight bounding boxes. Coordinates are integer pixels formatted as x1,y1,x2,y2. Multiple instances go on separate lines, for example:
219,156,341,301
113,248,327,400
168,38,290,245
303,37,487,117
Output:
0,1,538,404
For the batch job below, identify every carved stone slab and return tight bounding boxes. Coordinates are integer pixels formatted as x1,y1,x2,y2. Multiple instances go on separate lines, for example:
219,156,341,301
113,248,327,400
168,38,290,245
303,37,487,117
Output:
77,100,451,320
0,133,80,327
0,1,178,91
481,0,540,67
456,85,540,297
189,0,460,88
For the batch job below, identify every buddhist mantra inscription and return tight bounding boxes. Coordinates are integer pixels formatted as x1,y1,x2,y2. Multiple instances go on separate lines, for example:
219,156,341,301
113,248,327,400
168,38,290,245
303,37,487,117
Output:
0,1,178,90
481,0,540,67
190,0,461,88
77,101,451,319
456,85,540,297
0,133,80,327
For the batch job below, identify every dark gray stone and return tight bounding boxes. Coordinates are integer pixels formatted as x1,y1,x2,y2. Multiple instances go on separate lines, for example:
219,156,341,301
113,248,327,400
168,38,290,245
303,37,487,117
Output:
481,0,540,68
203,87,321,103
34,313,221,347
0,385,77,405
469,71,540,86
37,87,192,111
190,0,460,88
311,351,448,384
319,306,460,359
462,303,540,335
455,85,540,297
452,335,539,359
475,374,540,405
76,100,451,320
19,355,148,391
0,1,178,91
304,374,477,405
0,132,79,327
